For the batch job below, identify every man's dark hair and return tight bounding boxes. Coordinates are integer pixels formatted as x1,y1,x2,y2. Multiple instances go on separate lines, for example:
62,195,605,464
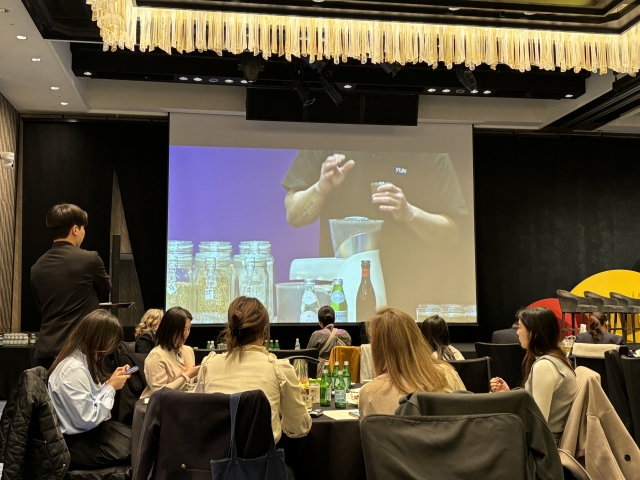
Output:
46,203,89,240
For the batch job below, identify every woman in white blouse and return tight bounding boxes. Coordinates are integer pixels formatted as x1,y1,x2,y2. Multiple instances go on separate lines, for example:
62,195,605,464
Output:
48,309,132,469
196,296,311,443
490,307,577,444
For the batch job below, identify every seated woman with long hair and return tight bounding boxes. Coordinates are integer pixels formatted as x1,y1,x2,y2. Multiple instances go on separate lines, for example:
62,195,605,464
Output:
48,309,132,470
575,312,624,345
196,296,311,442
140,307,199,399
491,307,577,444
359,307,466,417
134,308,163,354
421,315,465,361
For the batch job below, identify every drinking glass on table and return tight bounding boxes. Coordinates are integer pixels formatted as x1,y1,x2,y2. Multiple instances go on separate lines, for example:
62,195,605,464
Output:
301,394,313,410
559,336,575,356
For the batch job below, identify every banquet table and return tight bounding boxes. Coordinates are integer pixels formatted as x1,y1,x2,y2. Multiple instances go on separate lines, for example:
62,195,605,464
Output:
131,396,366,480
0,345,37,399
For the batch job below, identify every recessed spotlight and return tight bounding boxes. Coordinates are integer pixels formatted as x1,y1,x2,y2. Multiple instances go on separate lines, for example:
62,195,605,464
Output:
524,11,535,16
60,102,69,106
0,8,9,13
240,79,248,84
50,86,59,90
456,89,465,94
483,90,491,94
449,7,460,11
179,76,188,81
565,94,574,98
193,77,202,82
209,78,219,83
31,57,41,62
471,89,478,94
312,0,324,2
84,71,92,76
16,35,27,40
344,84,353,89
427,88,436,92
442,89,451,93
225,79,234,83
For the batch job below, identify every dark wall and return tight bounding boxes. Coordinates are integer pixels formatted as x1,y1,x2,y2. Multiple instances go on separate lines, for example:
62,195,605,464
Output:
474,132,640,340
21,119,168,331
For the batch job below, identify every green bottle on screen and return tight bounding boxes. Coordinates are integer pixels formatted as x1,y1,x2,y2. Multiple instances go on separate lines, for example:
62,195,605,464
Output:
330,279,348,323
334,371,347,409
343,361,352,390
320,366,331,407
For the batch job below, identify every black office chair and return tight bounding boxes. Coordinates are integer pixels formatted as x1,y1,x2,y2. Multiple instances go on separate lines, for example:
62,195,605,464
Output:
621,356,640,447
270,348,319,361
446,357,492,393
474,343,525,389
557,290,597,335
113,352,148,426
604,350,635,442
571,346,627,398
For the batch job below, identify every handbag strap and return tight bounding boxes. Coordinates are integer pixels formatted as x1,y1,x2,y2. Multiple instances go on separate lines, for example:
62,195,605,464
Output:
228,392,277,460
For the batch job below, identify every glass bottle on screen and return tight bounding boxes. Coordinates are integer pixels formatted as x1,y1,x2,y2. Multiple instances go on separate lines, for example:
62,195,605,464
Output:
343,361,352,390
300,279,319,323
320,366,332,407
331,361,339,392
334,371,347,409
356,260,376,322
330,279,348,323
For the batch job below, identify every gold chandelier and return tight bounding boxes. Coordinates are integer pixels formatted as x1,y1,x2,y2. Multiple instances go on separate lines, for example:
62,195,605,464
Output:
86,0,640,75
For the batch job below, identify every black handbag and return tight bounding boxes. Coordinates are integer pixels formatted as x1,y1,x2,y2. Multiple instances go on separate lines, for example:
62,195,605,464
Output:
210,392,288,480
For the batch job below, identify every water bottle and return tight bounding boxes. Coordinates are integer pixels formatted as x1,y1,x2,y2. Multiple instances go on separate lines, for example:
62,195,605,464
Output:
295,338,301,350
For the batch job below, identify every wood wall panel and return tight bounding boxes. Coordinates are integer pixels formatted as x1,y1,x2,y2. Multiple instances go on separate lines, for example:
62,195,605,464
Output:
0,94,19,333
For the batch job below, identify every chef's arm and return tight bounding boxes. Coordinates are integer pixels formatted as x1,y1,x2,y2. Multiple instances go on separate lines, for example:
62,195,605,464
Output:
284,185,327,228
405,206,460,243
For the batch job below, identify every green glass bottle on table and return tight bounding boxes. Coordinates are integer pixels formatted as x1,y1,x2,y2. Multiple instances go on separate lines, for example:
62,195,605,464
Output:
334,371,347,409
269,340,275,350
330,278,348,322
343,361,352,390
331,361,340,392
274,340,280,350
320,366,332,407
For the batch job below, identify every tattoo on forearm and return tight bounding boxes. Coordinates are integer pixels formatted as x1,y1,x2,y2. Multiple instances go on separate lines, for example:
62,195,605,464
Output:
294,200,314,220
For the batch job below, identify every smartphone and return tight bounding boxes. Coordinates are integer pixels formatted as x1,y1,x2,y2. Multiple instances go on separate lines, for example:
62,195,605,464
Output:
309,409,324,418
349,411,361,419
123,366,139,375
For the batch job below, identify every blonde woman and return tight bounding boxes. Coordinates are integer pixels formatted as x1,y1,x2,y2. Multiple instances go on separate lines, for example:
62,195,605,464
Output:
134,309,163,354
359,307,466,417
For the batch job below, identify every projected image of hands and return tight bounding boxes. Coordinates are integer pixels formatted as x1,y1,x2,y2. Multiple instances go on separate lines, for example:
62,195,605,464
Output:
168,147,477,324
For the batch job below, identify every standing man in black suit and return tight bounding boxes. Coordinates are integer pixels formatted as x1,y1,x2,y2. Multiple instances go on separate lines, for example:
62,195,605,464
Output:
31,204,111,369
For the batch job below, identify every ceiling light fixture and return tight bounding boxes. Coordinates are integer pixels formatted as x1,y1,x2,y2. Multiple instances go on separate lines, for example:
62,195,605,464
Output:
225,79,234,83
193,77,202,82
443,89,451,93
524,12,535,16
60,102,69,106
240,79,248,84
456,89,465,94
50,86,59,90
483,90,491,94
449,7,460,11
84,71,92,76
427,88,436,92
343,84,353,89
565,94,574,98
471,89,478,94
209,78,219,83
16,35,27,40
179,76,188,81
31,57,41,62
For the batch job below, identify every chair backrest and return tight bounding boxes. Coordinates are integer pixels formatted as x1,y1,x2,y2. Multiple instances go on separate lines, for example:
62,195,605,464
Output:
474,343,525,389
585,291,618,307
360,344,374,382
610,292,631,308
113,352,148,425
270,348,318,360
604,350,635,441
361,413,527,480
447,357,492,393
572,343,625,358
557,290,588,312
573,356,609,397
329,346,361,382
621,357,640,446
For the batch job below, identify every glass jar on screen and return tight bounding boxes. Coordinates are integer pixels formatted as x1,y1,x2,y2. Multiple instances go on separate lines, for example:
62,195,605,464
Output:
233,254,269,313
166,253,193,310
193,253,231,324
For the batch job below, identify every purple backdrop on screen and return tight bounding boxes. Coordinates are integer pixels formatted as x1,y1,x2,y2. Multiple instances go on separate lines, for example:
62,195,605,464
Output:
168,146,320,283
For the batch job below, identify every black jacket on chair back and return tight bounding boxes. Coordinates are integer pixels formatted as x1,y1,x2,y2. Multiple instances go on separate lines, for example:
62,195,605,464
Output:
0,367,71,480
30,241,111,359
134,389,273,480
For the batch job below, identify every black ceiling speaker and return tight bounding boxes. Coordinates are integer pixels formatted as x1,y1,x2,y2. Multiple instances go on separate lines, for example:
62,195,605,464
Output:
456,66,478,92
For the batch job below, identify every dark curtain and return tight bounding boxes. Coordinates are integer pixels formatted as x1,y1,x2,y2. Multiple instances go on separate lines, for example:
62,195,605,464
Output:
21,120,168,332
474,132,640,340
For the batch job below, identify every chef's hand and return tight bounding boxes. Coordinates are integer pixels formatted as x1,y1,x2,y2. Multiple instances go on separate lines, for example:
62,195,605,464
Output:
490,377,510,393
372,183,414,222
315,154,356,196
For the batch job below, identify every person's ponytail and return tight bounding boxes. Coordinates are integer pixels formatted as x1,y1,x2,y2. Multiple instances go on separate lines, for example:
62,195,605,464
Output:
222,297,269,361
588,314,603,341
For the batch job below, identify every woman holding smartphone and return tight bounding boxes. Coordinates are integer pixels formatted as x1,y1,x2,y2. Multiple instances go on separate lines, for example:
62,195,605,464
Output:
48,309,132,469
490,307,577,444
140,307,199,399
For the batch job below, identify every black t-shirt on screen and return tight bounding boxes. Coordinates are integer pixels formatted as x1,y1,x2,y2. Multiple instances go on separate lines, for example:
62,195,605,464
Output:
282,150,469,316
